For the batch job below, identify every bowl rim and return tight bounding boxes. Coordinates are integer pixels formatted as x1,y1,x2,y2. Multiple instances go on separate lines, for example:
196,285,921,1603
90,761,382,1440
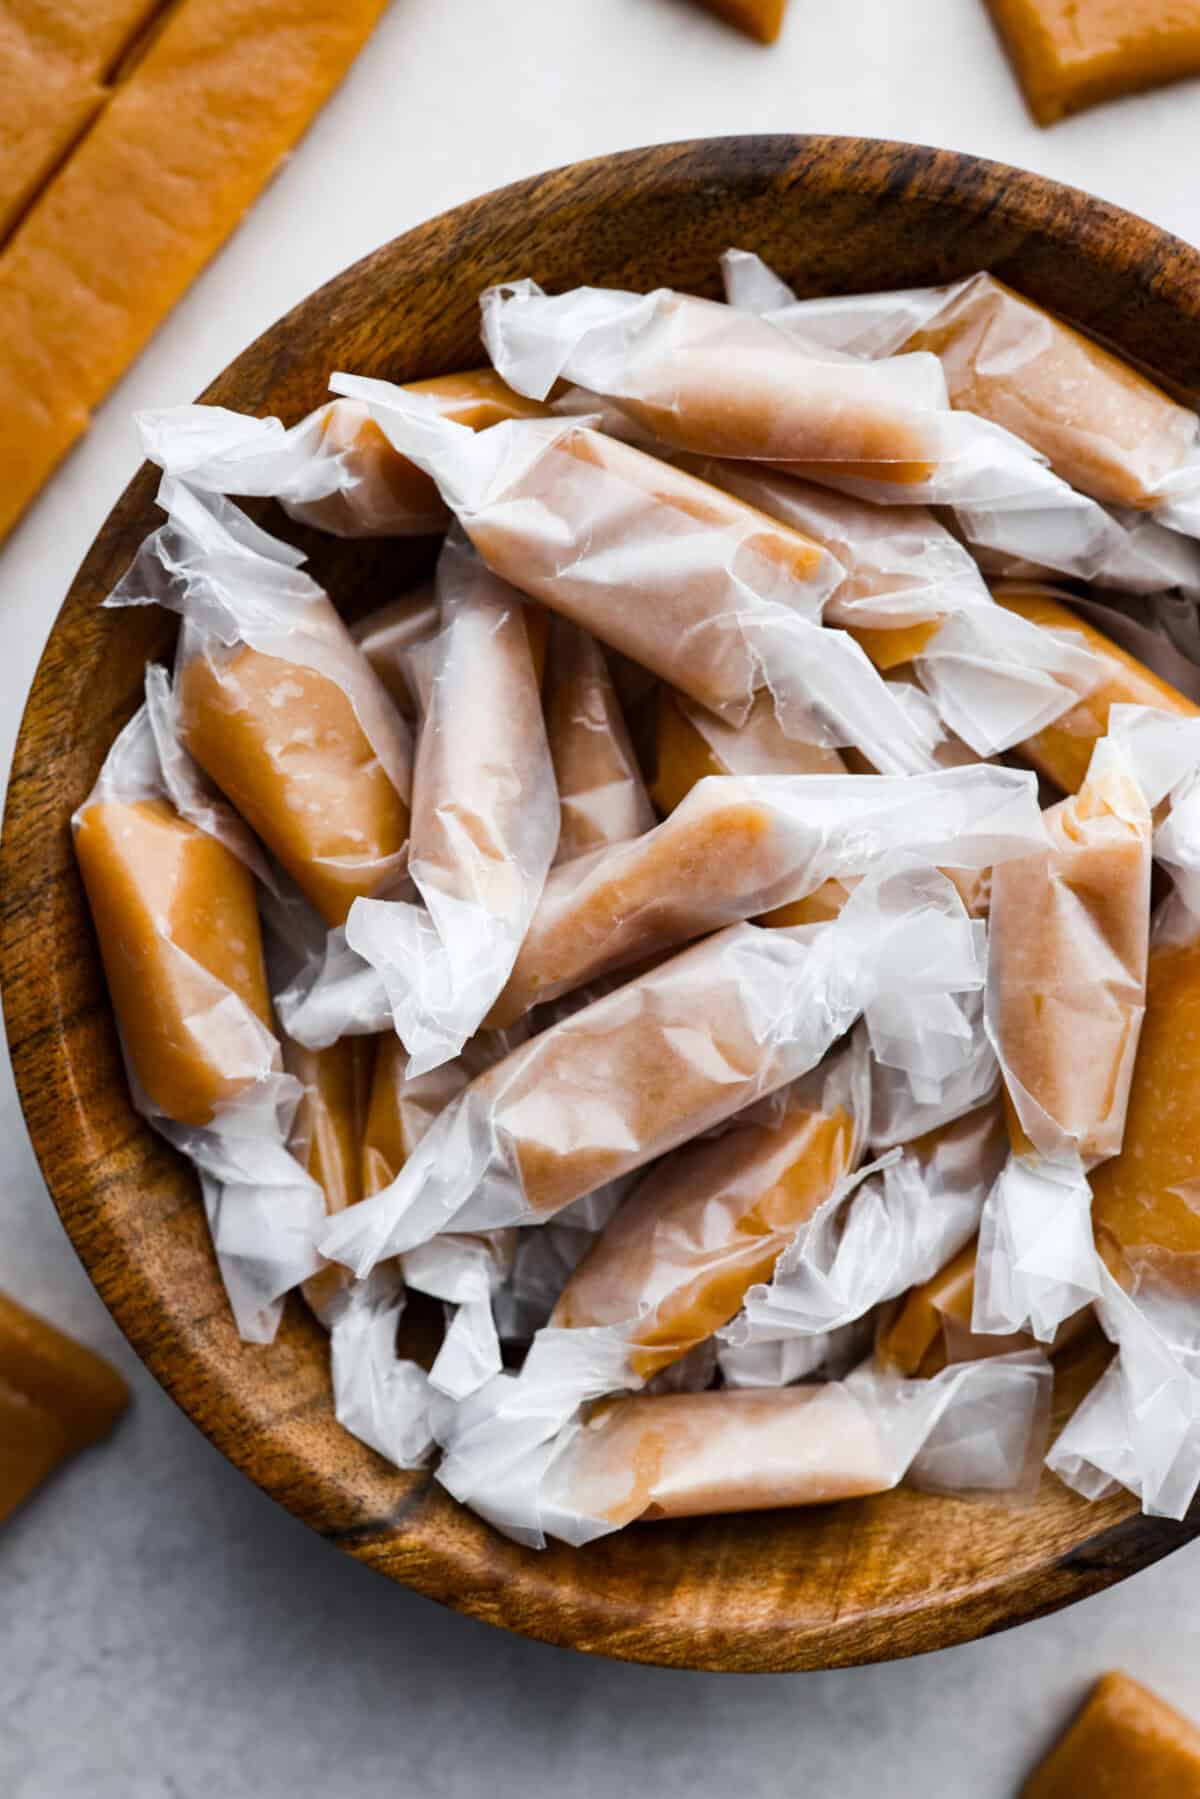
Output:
6,133,1200,1673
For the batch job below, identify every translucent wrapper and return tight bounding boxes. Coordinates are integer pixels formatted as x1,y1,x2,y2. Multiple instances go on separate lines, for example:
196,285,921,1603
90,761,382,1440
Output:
136,371,549,537
720,251,1172,584
73,686,325,1345
107,477,414,927
867,991,1000,1149
652,687,845,813
547,1037,870,1382
974,734,1153,1342
325,1266,434,1468
724,1102,1007,1349
343,532,558,1075
351,586,440,717
402,1233,512,1401
285,1036,375,1324
676,455,1100,758
720,258,1198,513
480,278,950,474
321,863,987,1272
487,762,1045,1026
494,1185,630,1346
994,586,1200,796
328,376,942,776
275,925,393,1050
438,1351,1050,1546
544,617,655,863
717,1319,874,1388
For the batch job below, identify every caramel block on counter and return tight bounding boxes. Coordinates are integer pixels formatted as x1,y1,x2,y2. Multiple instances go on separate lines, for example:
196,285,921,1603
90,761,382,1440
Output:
996,587,1199,795
987,0,1200,127
75,796,273,1127
0,0,390,541
297,374,550,538
177,640,410,928
1023,1671,1200,1797
545,618,654,864
906,277,1196,509
652,686,844,816
558,1384,890,1526
0,1291,129,1526
552,1089,856,1377
0,1,165,241
693,0,788,43
1092,938,1200,1296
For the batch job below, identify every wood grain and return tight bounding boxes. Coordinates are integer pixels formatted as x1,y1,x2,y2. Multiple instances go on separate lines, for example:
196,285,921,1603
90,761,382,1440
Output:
4,136,1200,1673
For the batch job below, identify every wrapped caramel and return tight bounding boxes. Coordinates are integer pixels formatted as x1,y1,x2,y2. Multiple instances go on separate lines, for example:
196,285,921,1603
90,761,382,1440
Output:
351,585,440,716
137,370,549,537
543,618,655,863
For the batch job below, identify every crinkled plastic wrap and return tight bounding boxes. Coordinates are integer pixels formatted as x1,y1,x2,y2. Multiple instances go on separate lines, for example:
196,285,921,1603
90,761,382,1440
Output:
652,686,845,812
344,532,558,1075
73,684,325,1344
107,477,414,927
720,251,1187,585
677,455,1101,757
544,617,655,862
487,763,1044,1026
974,735,1153,1342
724,1103,1008,1350
324,1266,434,1468
437,1350,1050,1546
328,376,943,776
322,864,988,1272
136,370,549,537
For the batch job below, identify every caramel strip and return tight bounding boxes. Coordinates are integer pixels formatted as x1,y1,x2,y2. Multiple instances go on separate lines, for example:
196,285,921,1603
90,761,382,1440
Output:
987,0,1200,128
1022,1671,1200,1797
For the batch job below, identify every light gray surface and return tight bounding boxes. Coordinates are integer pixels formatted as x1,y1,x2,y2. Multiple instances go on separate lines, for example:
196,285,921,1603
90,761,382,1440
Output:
6,2,1200,1793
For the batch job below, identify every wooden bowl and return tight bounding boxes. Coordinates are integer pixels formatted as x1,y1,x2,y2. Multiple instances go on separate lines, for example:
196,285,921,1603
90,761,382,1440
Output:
5,135,1200,1673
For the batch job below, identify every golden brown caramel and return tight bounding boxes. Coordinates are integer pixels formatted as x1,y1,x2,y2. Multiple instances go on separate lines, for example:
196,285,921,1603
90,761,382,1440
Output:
652,686,844,816
75,796,272,1127
1023,1670,1200,1797
988,0,1200,128
545,618,653,864
351,587,439,715
0,1291,129,1527
289,1038,375,1320
693,0,788,43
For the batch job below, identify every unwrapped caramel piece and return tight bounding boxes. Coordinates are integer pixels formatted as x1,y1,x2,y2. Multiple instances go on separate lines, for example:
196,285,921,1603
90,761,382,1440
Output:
177,638,410,928
557,1384,891,1525
0,1291,129,1526
905,277,1196,509
692,0,788,44
552,1080,857,1377
1091,938,1200,1296
1023,1671,1200,1797
0,0,390,541
75,795,273,1126
987,0,1200,127
996,587,1198,794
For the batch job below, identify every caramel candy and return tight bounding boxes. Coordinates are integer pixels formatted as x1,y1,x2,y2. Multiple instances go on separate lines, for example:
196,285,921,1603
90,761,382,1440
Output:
361,1033,469,1198
288,1037,375,1320
0,0,391,542
466,424,837,722
293,373,550,538
552,1079,858,1376
904,276,1196,509
987,741,1151,1162
176,625,411,928
1023,1671,1200,1798
987,0,1200,127
652,686,845,815
0,1291,130,1527
693,0,788,43
351,586,439,715
557,1384,891,1525
545,619,655,864
75,795,273,1127
876,1237,1089,1374
1091,938,1200,1296
995,587,1199,795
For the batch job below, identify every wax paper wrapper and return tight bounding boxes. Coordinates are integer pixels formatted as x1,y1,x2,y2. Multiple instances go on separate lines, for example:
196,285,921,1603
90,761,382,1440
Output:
723,1101,1007,1350
352,586,441,718
867,992,1000,1149
342,531,558,1075
974,734,1153,1342
328,374,943,777
319,1265,435,1468
437,1351,1050,1547
719,251,1187,585
106,476,414,929
322,861,987,1273
488,762,1044,1026
136,370,549,538
544,617,655,863
494,1184,630,1346
73,683,325,1345
401,1233,513,1402
717,1319,875,1388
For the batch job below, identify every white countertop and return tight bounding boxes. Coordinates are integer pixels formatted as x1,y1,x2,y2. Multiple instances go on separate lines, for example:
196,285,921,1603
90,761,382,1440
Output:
5,2,1200,1792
